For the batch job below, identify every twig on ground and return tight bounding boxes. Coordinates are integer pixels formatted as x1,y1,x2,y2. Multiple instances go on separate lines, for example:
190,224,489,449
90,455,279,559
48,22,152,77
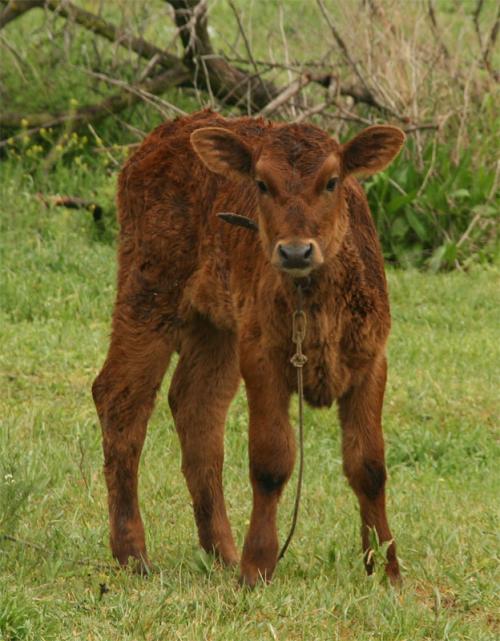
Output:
36,193,103,222
1,534,44,550
364,0,397,35
0,33,29,79
404,123,439,134
87,124,121,167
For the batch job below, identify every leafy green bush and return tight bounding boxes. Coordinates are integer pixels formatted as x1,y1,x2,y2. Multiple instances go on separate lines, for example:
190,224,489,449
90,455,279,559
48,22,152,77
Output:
366,139,499,269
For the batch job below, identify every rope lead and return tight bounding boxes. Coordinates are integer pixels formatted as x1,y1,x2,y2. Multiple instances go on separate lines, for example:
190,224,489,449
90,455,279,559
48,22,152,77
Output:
278,284,307,561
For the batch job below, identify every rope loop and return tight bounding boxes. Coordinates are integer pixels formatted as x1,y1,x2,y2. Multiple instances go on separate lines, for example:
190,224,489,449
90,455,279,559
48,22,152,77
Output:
292,310,307,345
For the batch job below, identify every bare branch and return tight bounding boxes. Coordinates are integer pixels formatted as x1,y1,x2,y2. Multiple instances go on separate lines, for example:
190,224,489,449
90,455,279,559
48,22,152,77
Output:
293,102,329,124
80,68,187,118
484,5,500,62
0,0,41,29
472,0,485,52
0,67,188,138
403,123,440,134
482,4,500,80
166,0,279,110
316,0,403,120
43,0,182,74
316,0,371,94
363,0,396,35
1,0,445,135
472,0,499,79
227,0,272,103
278,3,297,117
0,0,182,78
38,0,282,112
259,74,312,117
427,1,450,60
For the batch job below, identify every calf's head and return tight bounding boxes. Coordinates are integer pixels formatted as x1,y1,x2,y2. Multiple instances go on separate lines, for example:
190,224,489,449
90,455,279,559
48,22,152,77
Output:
191,123,405,279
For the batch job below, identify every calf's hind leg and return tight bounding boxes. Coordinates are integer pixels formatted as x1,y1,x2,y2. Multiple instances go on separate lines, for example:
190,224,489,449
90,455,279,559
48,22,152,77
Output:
92,308,172,571
338,356,401,584
168,318,240,565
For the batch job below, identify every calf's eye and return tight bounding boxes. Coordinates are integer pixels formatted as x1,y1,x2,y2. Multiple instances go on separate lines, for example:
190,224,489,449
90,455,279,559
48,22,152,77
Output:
326,177,338,192
256,180,268,194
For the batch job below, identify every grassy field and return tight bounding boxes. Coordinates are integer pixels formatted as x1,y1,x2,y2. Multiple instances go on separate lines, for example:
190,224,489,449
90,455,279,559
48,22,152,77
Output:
0,2,499,637
1,155,499,641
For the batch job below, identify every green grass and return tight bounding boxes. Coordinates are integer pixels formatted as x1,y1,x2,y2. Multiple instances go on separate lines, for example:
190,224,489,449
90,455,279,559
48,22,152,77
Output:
1,157,499,641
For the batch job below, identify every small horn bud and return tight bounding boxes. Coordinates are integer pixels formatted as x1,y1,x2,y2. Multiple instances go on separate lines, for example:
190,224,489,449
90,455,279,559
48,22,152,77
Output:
216,212,258,231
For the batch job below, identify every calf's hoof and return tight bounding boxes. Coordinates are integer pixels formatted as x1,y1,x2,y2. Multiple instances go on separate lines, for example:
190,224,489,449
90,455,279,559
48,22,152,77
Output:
216,549,239,568
206,539,239,568
114,551,151,576
386,564,402,589
112,538,150,575
239,561,275,588
239,535,278,587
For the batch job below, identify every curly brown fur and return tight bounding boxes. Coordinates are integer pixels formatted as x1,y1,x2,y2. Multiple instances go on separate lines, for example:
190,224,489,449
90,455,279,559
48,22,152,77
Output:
93,109,404,586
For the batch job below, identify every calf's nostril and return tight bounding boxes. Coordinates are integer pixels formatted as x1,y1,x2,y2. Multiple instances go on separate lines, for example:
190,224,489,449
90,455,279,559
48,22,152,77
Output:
278,244,289,260
304,244,313,259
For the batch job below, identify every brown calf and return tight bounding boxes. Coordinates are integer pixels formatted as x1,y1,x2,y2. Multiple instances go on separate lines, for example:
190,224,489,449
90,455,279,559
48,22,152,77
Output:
92,110,405,586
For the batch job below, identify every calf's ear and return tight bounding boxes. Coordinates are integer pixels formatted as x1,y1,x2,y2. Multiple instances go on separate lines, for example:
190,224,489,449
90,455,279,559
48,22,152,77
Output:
341,125,405,177
190,127,253,179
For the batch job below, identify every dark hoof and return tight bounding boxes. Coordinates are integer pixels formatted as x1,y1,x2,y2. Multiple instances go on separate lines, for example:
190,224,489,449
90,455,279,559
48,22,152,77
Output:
387,566,403,589
114,549,151,576
238,564,273,588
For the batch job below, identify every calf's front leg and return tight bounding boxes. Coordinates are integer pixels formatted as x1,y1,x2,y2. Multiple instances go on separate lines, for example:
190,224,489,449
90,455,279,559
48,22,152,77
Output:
338,356,401,585
240,356,295,586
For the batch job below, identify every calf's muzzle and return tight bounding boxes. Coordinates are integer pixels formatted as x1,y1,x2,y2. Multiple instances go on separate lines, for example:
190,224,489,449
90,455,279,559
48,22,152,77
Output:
273,240,324,278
